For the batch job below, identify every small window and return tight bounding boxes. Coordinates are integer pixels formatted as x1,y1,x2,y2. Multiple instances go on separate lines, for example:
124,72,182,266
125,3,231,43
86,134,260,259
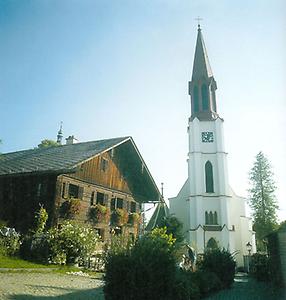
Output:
90,191,95,206
68,184,79,198
205,211,209,225
214,211,218,225
209,211,214,224
130,202,136,213
111,198,116,210
117,198,123,209
100,157,109,172
96,192,105,206
193,86,199,112
62,183,66,198
202,84,209,111
205,161,214,193
110,197,124,210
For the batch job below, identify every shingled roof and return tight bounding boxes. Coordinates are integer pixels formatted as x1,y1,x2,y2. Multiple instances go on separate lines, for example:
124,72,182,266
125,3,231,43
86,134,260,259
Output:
0,136,161,203
0,137,128,176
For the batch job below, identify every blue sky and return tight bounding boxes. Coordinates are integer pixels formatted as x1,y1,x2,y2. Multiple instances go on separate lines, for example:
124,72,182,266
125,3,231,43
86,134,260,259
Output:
0,1,285,221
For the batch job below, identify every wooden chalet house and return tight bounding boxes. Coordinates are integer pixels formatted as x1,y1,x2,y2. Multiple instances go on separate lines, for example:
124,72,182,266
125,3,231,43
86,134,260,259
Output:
0,137,161,241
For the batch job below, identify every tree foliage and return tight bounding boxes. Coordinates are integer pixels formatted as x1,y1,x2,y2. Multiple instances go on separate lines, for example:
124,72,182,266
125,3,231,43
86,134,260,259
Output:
158,216,185,247
37,139,59,149
33,205,48,234
248,152,279,249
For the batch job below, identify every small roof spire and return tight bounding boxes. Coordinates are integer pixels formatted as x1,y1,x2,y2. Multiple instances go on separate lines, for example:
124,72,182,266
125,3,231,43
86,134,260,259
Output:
161,182,164,198
57,122,63,145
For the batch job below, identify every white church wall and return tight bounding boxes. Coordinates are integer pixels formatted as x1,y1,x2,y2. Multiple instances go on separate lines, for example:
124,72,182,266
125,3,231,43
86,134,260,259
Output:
169,179,190,239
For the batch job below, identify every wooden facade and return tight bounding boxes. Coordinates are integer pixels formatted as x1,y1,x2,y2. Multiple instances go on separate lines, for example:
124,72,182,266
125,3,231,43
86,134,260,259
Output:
0,137,159,241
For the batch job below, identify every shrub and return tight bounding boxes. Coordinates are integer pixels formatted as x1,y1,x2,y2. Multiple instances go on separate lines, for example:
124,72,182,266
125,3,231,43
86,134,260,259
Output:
198,248,236,288
104,227,178,300
48,221,100,264
158,216,185,248
0,227,21,256
250,253,270,281
172,270,201,300
20,221,100,265
192,270,222,296
33,205,48,234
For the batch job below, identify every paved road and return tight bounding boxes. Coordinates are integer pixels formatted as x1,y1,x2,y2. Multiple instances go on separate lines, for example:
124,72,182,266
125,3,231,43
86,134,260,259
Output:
0,272,104,300
205,273,285,300
0,271,284,300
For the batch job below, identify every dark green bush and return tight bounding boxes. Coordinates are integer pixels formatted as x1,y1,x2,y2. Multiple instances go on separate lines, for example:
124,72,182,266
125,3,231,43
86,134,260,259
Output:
104,227,179,300
198,249,236,288
250,253,270,281
192,270,222,296
172,270,201,300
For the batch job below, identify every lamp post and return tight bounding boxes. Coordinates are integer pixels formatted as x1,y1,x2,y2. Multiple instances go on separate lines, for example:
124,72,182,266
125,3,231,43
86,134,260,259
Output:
246,242,252,273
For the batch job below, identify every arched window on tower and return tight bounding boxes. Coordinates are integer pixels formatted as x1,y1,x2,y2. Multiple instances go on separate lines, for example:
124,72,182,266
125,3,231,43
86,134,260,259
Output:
209,211,214,225
214,211,218,225
193,86,199,113
201,84,209,111
205,161,214,193
205,211,209,225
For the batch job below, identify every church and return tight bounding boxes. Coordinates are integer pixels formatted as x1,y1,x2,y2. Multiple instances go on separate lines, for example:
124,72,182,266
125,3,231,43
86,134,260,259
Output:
169,25,256,267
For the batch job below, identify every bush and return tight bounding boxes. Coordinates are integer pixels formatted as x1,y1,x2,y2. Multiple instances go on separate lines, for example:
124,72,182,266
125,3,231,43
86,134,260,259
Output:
172,270,201,300
20,221,100,265
250,253,270,281
192,270,222,296
198,248,236,288
0,227,21,256
48,221,100,264
33,205,48,234
104,227,178,300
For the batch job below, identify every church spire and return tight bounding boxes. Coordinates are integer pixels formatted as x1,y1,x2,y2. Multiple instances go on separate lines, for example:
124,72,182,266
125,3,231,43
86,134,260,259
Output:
192,25,213,81
189,26,219,121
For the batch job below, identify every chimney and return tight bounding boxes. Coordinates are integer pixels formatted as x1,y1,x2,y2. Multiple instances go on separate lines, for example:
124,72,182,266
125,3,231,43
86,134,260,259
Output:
66,135,78,145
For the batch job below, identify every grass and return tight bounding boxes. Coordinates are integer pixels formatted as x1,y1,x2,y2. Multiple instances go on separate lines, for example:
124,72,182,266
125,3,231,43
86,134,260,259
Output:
0,255,104,279
0,255,58,269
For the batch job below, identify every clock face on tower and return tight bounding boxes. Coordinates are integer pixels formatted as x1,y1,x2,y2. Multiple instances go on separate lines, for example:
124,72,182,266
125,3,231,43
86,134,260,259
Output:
202,131,214,143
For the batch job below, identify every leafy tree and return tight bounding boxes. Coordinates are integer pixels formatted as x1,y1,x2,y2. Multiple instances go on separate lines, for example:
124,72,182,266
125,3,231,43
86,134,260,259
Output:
37,139,59,149
248,152,279,250
158,216,185,247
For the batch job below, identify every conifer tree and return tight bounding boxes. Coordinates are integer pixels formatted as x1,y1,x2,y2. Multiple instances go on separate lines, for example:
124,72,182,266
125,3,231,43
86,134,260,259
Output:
248,152,279,250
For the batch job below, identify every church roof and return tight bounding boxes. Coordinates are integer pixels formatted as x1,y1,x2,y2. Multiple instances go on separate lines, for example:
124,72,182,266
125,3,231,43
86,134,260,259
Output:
0,137,161,203
145,201,169,231
192,26,213,80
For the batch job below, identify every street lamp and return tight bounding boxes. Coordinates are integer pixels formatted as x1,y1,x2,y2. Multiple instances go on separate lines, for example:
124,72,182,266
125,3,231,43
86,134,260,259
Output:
246,242,252,256
246,242,252,273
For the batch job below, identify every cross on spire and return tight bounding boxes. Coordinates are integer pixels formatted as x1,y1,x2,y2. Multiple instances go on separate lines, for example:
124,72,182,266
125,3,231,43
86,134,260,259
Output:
195,16,203,29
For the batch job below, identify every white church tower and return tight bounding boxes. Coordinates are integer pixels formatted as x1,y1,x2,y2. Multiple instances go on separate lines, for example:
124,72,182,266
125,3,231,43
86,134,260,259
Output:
169,25,256,266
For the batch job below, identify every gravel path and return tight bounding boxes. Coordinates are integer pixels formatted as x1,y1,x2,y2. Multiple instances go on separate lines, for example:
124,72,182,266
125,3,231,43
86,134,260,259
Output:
0,272,104,300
